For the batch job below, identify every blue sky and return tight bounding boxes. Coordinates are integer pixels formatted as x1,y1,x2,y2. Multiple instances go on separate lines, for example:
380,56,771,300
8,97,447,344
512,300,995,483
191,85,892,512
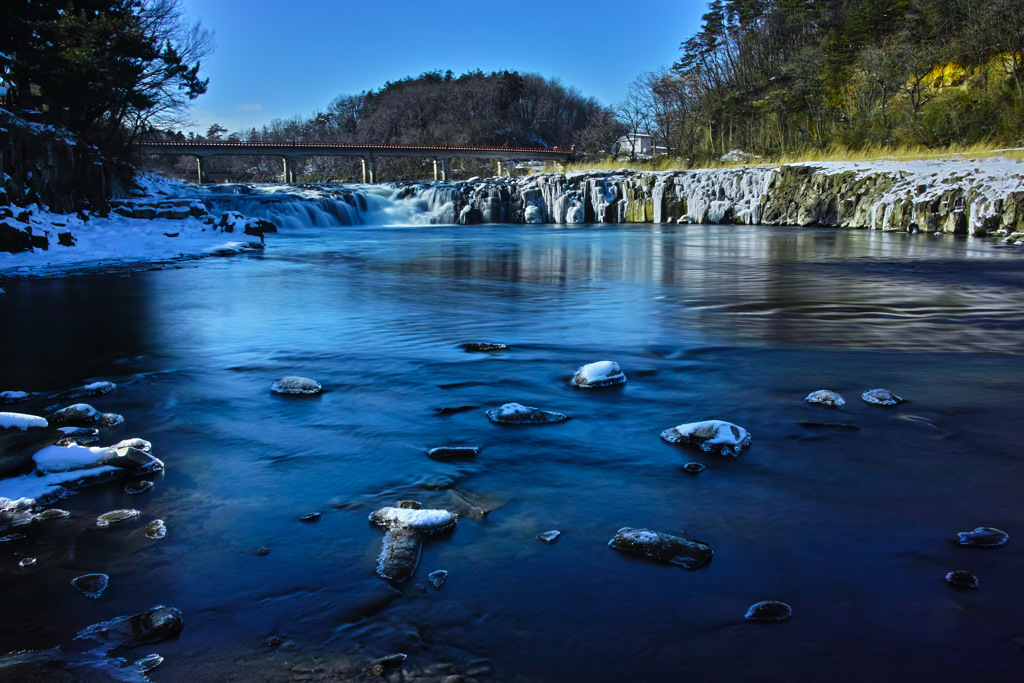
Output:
177,0,707,135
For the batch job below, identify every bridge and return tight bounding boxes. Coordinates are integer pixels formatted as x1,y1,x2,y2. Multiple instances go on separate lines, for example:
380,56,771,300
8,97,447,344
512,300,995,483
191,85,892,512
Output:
137,141,574,184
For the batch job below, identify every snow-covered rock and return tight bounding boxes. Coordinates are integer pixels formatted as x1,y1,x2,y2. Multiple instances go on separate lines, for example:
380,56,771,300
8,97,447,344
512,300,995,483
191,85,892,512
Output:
47,403,123,427
270,376,322,395
486,402,568,424
861,388,903,406
608,527,713,569
660,419,751,456
805,390,845,406
570,360,626,388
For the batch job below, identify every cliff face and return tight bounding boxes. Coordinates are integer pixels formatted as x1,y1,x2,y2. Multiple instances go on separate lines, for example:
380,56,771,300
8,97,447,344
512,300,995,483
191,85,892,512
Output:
451,159,1024,239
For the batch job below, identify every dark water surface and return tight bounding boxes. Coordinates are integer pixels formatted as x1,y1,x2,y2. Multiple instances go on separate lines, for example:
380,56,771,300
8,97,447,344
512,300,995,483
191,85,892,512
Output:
2,224,1024,681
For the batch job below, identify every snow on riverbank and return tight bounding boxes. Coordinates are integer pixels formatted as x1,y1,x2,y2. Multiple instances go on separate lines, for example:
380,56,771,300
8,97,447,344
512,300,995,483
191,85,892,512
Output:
0,174,262,278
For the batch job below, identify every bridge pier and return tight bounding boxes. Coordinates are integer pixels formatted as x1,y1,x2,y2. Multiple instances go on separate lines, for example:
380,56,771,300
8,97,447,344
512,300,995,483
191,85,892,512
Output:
195,155,209,184
433,157,451,182
362,156,377,183
283,156,300,183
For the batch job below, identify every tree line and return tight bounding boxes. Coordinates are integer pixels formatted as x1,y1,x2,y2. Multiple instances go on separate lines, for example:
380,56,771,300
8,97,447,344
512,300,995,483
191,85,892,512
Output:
619,0,1024,163
152,70,622,182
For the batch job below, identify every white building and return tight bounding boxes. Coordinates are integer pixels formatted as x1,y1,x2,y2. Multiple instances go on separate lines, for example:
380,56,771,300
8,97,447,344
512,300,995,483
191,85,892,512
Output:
615,133,655,158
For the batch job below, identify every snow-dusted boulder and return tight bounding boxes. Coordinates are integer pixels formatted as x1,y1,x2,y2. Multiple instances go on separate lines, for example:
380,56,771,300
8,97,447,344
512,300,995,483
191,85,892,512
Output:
660,420,751,456
805,390,845,406
369,503,457,582
47,403,123,427
608,527,713,569
0,390,38,404
957,526,1008,547
369,506,457,534
270,376,322,395
486,402,568,425
861,388,903,406
570,360,626,388
49,381,116,400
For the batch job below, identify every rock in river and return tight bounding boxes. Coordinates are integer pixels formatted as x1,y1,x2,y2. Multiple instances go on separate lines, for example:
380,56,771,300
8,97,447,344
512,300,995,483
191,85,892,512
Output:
461,342,508,352
49,381,117,400
861,388,903,406
270,376,322,395
370,505,457,582
608,527,713,569
570,360,627,388
427,446,479,460
71,573,109,599
745,600,792,621
76,605,183,648
945,570,979,588
486,402,568,425
957,526,1008,547
47,404,124,427
661,420,751,456
96,509,140,527
805,389,845,406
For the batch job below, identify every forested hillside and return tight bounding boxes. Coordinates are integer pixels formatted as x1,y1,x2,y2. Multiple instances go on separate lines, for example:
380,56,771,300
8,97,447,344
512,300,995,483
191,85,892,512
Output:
152,70,622,182
620,0,1024,163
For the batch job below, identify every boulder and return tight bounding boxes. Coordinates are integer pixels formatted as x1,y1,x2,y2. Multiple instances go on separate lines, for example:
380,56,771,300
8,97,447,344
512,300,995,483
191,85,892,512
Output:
660,420,751,456
570,360,627,388
47,403,124,427
608,527,713,569
270,376,322,395
76,605,183,648
486,402,568,425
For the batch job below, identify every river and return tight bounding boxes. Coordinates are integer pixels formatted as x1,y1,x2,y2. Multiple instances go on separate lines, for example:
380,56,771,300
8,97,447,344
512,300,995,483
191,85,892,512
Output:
2,192,1024,681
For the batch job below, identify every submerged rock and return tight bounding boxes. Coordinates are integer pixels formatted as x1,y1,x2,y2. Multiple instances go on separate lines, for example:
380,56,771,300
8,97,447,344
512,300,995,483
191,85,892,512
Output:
135,654,164,673
76,605,183,648
96,509,140,527
47,403,124,427
50,381,117,400
861,388,903,406
537,530,561,543
682,462,706,474
299,512,321,522
945,570,979,588
0,391,38,404
608,527,713,569
745,600,792,621
661,420,751,456
461,342,508,352
71,573,109,599
427,446,479,460
144,520,166,540
428,569,448,589
270,376,322,395
805,389,845,406
124,480,153,495
570,360,627,388
957,526,1008,547
486,402,568,425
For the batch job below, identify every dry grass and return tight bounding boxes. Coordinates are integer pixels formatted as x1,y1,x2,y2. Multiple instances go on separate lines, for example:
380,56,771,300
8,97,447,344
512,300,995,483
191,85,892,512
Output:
548,143,1024,174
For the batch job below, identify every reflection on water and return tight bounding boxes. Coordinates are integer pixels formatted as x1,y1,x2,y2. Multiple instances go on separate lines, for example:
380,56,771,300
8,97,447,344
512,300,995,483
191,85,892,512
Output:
1,224,1024,682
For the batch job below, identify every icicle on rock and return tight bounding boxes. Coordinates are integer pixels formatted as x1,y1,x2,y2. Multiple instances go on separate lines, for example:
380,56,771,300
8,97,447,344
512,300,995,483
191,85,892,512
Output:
369,504,457,582
861,389,903,406
486,402,568,425
957,526,1008,547
76,605,183,648
71,573,109,599
607,527,713,569
805,390,845,406
48,404,124,427
570,360,627,388
660,420,751,456
270,376,322,395
745,601,792,621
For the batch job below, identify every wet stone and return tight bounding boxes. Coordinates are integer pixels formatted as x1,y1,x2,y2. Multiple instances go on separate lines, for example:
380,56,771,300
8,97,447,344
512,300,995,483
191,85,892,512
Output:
945,570,979,588
50,381,117,400
745,600,792,622
957,526,1008,547
97,509,140,527
433,405,479,416
36,509,70,521
661,420,751,457
72,573,109,599
144,520,167,540
76,605,184,648
0,390,38,404
427,446,479,460
270,376,322,395
537,530,561,543
428,569,448,589
18,557,36,567
486,402,568,425
135,654,164,673
805,389,845,406
608,527,713,569
861,388,904,406
257,545,271,556
461,342,508,352
299,512,321,522
47,403,124,427
397,500,421,509
125,480,154,495
570,360,627,388
682,463,705,474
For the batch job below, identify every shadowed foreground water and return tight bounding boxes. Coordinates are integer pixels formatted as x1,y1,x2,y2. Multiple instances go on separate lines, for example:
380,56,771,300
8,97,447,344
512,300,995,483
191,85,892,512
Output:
2,224,1024,682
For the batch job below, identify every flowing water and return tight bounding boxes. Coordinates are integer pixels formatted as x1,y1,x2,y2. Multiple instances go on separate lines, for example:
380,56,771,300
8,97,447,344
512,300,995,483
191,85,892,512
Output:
2,186,1024,681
